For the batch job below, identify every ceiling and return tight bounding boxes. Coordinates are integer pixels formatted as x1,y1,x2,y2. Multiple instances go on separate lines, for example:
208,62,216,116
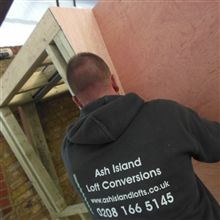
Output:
0,0,97,47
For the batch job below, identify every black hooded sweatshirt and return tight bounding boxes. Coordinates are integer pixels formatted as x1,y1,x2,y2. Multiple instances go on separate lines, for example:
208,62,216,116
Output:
62,92,220,220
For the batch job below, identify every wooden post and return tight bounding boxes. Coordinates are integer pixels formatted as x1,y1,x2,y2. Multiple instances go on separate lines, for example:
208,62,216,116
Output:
0,107,69,220
18,102,61,189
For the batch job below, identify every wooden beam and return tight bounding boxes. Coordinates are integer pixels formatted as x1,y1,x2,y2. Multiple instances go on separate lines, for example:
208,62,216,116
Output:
53,30,75,63
32,73,62,101
18,65,58,93
8,66,63,106
0,9,60,106
46,44,74,95
18,80,63,95
18,70,49,93
8,88,39,106
55,203,88,218
18,102,61,189
7,83,67,106
0,107,69,220
39,83,68,100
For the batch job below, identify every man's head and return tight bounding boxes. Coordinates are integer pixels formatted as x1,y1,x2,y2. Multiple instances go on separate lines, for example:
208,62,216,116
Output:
66,52,120,109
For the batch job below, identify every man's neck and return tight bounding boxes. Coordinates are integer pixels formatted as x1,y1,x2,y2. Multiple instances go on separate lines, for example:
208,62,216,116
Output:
79,89,120,107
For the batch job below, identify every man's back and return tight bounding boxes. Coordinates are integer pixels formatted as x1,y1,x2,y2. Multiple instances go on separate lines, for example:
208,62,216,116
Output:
62,92,220,220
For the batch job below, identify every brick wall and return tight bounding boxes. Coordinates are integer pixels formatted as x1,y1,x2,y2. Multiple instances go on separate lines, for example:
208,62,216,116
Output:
0,58,11,76
0,163,11,219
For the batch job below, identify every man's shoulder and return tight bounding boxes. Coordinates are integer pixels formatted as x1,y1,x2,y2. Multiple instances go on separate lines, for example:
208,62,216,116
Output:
141,98,190,119
143,98,183,110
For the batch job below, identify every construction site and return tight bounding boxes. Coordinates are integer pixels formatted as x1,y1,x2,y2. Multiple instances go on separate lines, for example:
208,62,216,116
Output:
0,0,219,220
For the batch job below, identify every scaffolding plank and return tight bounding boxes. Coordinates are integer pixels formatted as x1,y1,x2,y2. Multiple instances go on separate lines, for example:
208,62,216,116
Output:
0,9,60,106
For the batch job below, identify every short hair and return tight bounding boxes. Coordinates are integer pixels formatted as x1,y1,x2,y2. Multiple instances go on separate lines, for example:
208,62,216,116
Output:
66,52,111,95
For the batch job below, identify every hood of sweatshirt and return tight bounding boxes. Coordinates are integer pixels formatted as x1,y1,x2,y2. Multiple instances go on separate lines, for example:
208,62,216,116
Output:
66,92,145,145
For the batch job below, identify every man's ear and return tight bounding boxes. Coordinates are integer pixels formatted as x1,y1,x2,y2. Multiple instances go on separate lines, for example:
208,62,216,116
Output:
111,74,120,93
72,95,83,109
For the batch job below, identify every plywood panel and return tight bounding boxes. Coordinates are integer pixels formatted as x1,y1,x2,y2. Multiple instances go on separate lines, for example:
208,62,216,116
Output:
94,0,220,201
94,1,220,118
50,7,124,95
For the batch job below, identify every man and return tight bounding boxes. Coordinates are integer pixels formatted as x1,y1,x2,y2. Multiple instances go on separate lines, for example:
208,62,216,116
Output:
62,52,220,220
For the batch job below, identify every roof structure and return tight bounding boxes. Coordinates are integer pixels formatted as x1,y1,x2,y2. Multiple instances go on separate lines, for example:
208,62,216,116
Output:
0,7,124,220
0,7,123,107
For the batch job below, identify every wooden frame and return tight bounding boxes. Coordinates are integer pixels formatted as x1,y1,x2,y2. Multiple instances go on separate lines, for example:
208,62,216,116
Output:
0,108,69,220
0,6,125,219
0,10,59,106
